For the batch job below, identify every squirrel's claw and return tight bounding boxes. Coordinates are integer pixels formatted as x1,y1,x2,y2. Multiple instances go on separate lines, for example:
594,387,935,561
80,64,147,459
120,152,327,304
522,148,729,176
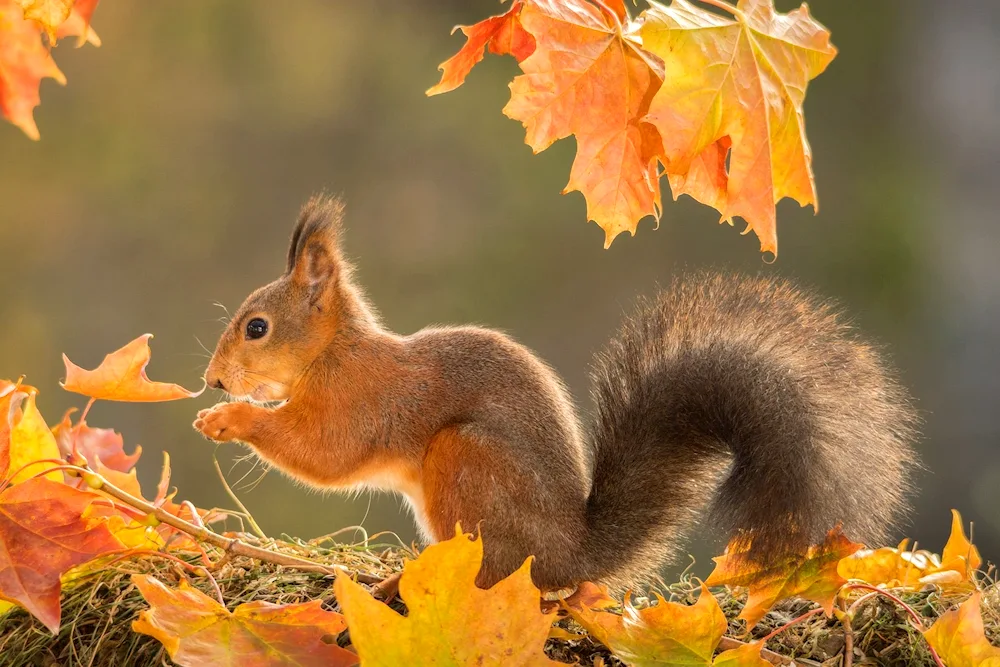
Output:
193,402,245,442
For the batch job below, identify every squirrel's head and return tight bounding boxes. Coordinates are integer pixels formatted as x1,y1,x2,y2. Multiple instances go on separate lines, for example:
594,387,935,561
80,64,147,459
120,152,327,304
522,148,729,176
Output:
204,195,358,402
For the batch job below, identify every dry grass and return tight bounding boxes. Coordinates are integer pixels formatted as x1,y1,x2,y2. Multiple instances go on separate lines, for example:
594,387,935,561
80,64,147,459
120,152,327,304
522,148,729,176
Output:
0,536,996,667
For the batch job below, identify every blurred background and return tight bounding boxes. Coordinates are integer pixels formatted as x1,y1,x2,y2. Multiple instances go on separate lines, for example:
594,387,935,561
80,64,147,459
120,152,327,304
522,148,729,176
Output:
1,0,997,576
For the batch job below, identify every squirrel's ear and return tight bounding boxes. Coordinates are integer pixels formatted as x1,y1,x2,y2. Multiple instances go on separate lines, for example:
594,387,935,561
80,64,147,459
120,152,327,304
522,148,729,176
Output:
287,194,345,303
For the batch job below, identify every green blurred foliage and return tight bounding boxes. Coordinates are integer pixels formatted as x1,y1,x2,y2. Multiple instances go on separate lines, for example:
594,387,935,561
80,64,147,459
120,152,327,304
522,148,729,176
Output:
0,0,991,571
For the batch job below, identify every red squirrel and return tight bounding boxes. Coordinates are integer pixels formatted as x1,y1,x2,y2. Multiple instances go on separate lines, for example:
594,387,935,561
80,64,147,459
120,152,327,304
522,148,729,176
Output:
194,195,918,593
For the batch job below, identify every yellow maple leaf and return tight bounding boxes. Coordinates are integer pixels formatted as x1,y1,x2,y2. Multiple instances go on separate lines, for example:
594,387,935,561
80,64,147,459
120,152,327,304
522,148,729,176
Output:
335,526,560,666
924,593,1000,667
567,584,769,666
638,0,837,257
705,526,862,628
837,539,931,589
7,390,61,484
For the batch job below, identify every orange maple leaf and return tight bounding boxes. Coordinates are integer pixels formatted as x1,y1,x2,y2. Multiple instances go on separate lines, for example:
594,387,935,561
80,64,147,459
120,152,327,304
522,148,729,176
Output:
132,574,357,667
52,410,142,474
0,477,123,633
427,0,535,95
16,0,73,42
0,0,65,140
61,334,205,402
335,526,560,666
837,538,931,589
55,0,100,47
502,0,665,247
705,526,862,628
638,0,837,256
923,593,1000,667
567,584,769,666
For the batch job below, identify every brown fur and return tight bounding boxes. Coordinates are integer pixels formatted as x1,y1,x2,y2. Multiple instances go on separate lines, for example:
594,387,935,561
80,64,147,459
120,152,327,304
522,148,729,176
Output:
195,194,919,591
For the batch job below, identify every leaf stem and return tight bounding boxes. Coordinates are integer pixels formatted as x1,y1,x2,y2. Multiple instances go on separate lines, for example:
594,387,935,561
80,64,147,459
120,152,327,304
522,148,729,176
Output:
692,0,744,20
96,473,382,584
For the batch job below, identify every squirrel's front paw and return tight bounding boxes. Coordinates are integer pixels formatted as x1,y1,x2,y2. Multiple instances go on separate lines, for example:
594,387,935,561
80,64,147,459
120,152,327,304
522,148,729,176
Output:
193,402,254,443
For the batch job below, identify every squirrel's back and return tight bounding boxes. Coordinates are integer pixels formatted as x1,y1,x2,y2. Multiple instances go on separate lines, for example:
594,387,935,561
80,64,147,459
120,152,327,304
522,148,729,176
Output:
582,273,919,586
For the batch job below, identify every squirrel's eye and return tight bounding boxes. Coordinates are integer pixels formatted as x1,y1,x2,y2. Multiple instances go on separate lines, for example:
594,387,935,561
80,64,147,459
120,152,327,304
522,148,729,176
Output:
246,318,269,340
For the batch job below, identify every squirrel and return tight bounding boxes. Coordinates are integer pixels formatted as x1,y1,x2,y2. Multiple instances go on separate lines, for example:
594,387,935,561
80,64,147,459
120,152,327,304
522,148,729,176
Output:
194,194,918,593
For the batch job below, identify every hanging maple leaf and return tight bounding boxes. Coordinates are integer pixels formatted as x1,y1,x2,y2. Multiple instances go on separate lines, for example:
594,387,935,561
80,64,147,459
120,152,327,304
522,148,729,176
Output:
132,574,357,667
0,477,122,633
427,0,535,95
16,0,73,42
501,0,665,246
52,410,142,473
54,0,100,46
5,389,62,484
924,593,1000,667
0,0,65,140
567,583,770,666
335,526,560,666
705,526,862,628
636,0,836,256
62,334,205,402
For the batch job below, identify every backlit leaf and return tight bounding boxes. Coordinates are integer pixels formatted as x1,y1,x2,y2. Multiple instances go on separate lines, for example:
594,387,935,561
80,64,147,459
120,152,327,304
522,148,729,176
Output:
16,0,73,42
61,334,204,402
52,410,142,474
837,539,931,589
132,574,357,667
705,526,862,628
0,477,122,632
335,526,560,666
6,390,62,484
0,0,65,139
923,593,1000,667
638,0,837,256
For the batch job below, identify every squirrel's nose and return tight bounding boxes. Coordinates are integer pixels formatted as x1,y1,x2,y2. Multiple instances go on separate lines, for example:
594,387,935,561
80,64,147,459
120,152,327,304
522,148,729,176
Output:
205,372,226,391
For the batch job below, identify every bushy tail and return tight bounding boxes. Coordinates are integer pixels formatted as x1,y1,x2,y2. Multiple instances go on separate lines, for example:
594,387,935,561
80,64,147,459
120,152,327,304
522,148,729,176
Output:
581,274,918,587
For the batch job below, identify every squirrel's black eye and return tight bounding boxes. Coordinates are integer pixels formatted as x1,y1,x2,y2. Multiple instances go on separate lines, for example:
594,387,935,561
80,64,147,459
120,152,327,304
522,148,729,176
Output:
246,318,269,340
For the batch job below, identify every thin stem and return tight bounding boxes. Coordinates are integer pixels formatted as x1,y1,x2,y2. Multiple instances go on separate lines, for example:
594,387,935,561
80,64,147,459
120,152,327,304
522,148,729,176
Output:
761,607,824,643
841,584,945,667
97,474,382,584
100,549,224,605
213,452,265,539
840,596,855,667
692,0,743,20
0,460,87,494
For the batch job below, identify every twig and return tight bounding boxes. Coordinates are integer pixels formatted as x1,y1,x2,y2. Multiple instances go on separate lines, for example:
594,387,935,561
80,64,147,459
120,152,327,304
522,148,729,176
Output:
841,584,945,667
717,637,792,666
213,451,266,538
96,474,382,584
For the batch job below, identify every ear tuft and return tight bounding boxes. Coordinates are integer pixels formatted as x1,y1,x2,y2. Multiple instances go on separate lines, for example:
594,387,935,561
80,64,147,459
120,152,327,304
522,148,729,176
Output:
286,193,346,274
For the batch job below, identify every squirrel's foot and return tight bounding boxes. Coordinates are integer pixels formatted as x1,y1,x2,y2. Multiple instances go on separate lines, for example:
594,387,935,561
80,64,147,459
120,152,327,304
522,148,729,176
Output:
193,402,257,443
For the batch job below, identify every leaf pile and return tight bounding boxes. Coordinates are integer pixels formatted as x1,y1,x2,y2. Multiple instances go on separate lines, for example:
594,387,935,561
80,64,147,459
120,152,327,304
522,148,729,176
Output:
0,0,100,139
429,0,837,256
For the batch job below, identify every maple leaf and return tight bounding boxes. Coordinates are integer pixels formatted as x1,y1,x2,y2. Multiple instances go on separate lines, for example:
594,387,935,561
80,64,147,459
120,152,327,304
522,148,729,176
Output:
132,574,357,667
837,539,930,589
502,0,665,247
927,509,982,586
61,334,205,402
0,381,29,480
16,0,73,42
0,477,122,632
427,0,535,95
638,0,837,256
5,388,62,484
567,584,769,666
55,0,100,47
924,593,1000,667
52,410,142,474
705,526,862,628
0,0,66,140
335,526,560,666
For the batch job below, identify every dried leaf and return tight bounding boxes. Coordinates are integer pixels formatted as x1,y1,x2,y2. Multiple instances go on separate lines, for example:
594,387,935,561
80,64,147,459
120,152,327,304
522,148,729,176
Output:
427,0,535,95
930,509,982,584
132,574,357,667
837,539,931,589
0,381,28,479
0,0,65,139
54,0,99,46
61,334,204,402
705,526,862,628
335,526,560,666
52,410,142,473
923,593,1000,667
6,389,61,484
502,0,664,246
0,477,122,632
638,0,837,256
16,0,73,42
567,584,769,666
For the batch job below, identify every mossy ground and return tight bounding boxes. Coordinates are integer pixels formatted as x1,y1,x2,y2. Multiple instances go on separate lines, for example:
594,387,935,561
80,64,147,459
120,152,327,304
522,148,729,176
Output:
0,535,995,667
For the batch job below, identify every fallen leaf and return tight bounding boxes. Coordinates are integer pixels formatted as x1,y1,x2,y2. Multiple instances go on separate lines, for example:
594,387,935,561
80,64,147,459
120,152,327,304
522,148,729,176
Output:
61,334,204,402
427,0,535,95
16,0,73,42
52,410,142,473
7,389,62,484
923,593,1000,667
837,539,931,589
567,584,769,666
0,0,65,139
132,574,357,667
929,509,982,585
54,0,99,46
335,525,560,666
0,477,122,632
502,0,664,246
705,526,862,628
638,0,837,256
